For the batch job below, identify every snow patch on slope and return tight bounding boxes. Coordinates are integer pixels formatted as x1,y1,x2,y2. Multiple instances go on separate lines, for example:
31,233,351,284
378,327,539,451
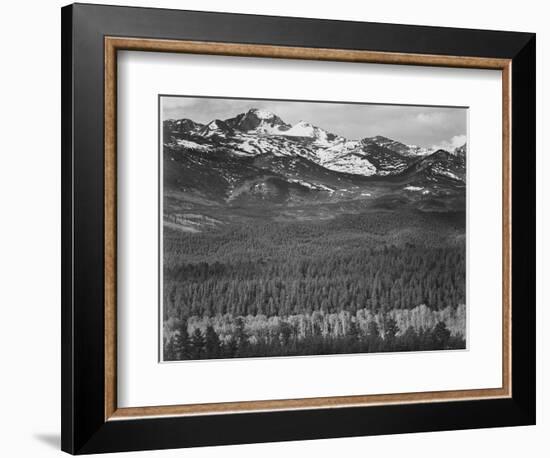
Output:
433,166,462,181
288,179,334,192
176,139,211,151
322,154,377,176
249,108,277,120
404,186,424,192
283,121,317,137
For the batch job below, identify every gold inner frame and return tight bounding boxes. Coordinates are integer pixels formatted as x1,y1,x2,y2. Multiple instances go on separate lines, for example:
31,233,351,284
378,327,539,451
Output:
104,37,512,421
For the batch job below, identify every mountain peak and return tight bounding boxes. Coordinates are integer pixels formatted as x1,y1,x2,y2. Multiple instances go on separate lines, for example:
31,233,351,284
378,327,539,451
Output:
362,135,436,158
163,118,205,137
224,108,290,133
205,119,222,129
199,119,234,137
247,108,277,120
284,121,320,138
362,135,401,146
371,135,392,142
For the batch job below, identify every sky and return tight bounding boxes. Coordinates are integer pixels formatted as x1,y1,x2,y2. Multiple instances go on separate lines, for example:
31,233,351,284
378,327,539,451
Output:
162,96,467,149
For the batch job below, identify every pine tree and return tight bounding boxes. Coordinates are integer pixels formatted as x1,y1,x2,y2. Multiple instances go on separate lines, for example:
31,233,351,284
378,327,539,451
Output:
432,321,451,349
400,326,419,351
279,321,293,347
348,318,360,341
347,318,360,352
234,317,249,356
190,328,205,359
224,337,238,358
173,319,190,360
366,320,381,352
367,321,380,339
163,336,178,361
204,325,221,358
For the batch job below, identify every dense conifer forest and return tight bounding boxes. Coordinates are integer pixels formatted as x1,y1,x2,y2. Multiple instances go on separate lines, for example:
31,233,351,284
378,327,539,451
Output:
162,209,466,360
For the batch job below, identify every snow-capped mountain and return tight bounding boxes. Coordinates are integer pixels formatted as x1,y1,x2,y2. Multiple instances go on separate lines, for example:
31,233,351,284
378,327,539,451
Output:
164,108,460,176
224,108,291,135
164,118,204,134
163,108,466,205
400,149,466,186
198,119,235,138
362,135,434,158
282,120,340,143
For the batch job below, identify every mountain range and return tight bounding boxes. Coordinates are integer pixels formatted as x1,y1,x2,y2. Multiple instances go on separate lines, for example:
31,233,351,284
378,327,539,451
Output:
164,107,465,174
162,108,466,230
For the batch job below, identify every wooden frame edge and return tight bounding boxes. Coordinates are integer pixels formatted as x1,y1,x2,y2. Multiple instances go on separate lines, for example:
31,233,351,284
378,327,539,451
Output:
105,37,510,69
502,61,512,400
109,388,510,420
105,38,118,420
104,36,512,421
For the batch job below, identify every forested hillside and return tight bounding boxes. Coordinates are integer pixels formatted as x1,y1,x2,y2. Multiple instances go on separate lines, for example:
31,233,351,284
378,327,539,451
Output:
163,209,466,360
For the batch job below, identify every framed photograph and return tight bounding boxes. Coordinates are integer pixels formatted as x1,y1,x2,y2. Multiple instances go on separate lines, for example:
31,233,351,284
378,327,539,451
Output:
61,3,536,454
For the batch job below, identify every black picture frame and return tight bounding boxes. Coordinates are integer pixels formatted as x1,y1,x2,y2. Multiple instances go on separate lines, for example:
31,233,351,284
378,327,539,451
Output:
61,3,536,454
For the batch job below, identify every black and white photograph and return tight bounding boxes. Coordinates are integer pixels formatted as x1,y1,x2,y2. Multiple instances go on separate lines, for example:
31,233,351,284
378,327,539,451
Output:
161,96,468,361
0,1,542,456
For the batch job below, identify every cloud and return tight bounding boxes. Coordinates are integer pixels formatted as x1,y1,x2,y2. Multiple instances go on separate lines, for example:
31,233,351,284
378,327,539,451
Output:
430,135,467,152
415,112,447,125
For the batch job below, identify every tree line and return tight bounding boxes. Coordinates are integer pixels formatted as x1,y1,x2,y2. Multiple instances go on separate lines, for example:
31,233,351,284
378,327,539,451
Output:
164,316,465,361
